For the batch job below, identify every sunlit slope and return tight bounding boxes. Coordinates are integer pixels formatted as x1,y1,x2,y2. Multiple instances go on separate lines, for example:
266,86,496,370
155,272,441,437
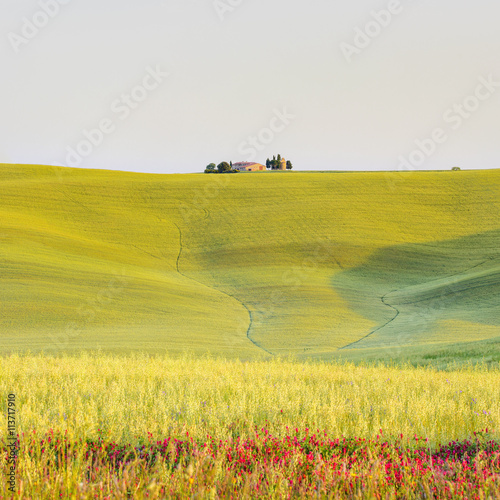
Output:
0,164,499,358
0,165,251,356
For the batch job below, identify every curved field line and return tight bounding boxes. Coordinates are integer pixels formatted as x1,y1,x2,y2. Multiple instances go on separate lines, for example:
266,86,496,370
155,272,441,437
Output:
130,244,163,261
387,260,496,307
237,301,275,356
338,259,494,351
338,291,400,351
171,221,273,356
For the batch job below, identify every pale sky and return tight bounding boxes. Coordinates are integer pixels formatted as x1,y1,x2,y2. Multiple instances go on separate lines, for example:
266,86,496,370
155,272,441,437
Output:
1,0,499,174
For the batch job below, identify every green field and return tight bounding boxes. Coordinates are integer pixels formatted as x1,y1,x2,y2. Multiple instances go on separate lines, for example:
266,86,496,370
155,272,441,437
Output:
0,164,499,363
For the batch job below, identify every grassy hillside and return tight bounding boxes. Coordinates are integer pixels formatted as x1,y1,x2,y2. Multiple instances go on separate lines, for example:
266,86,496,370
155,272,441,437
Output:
0,164,498,360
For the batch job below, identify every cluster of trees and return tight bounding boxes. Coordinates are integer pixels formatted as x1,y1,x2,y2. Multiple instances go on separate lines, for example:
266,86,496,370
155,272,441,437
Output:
204,155,293,173
204,162,239,174
266,154,293,170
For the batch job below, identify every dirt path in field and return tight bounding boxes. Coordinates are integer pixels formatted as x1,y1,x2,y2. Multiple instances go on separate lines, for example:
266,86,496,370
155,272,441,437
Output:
171,220,273,356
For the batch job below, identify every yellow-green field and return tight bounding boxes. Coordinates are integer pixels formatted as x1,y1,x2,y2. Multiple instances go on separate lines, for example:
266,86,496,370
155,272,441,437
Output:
3,353,498,446
1,165,500,498
1,353,500,498
0,164,499,362
0,354,500,445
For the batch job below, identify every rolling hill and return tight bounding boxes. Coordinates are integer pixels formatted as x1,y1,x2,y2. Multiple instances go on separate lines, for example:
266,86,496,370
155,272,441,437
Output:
0,164,498,362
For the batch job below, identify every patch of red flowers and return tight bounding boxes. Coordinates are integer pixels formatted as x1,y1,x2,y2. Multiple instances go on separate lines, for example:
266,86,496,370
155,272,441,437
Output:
4,427,500,498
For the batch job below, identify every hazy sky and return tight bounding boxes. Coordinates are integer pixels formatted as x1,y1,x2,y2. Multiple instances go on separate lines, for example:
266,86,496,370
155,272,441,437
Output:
1,0,499,174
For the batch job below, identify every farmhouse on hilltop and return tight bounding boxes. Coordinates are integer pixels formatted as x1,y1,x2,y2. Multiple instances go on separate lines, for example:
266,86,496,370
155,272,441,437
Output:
233,158,287,172
204,156,291,173
232,162,266,172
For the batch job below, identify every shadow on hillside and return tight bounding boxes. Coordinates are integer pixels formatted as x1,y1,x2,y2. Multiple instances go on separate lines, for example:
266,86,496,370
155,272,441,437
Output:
331,229,500,354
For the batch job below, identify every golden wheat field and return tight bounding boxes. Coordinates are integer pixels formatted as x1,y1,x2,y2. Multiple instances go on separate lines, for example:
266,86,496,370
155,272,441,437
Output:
1,353,499,445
